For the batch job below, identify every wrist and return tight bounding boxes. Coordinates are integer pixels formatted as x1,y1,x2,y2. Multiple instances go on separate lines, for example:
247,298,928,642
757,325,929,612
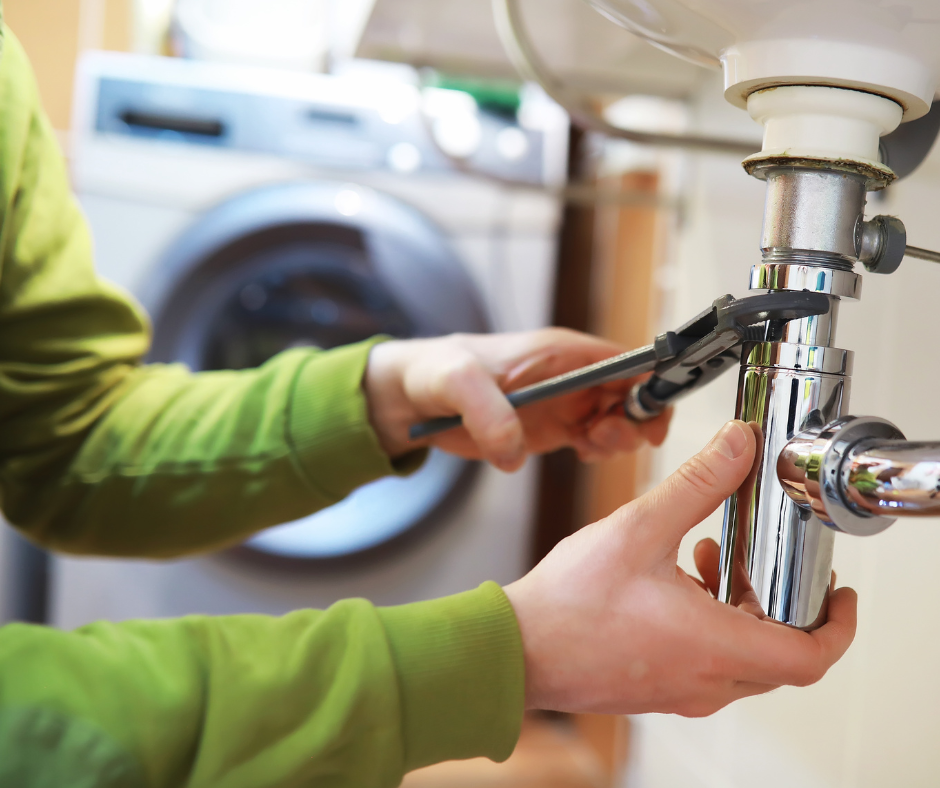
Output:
502,579,549,711
363,339,414,459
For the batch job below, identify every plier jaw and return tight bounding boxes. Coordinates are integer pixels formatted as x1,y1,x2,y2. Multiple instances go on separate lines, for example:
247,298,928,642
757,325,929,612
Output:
626,290,831,421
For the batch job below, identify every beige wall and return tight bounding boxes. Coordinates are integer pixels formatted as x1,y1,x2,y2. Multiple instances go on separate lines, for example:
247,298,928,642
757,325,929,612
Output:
5,0,131,131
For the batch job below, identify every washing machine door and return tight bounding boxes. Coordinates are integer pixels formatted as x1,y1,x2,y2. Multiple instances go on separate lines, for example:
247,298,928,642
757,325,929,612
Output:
145,181,489,559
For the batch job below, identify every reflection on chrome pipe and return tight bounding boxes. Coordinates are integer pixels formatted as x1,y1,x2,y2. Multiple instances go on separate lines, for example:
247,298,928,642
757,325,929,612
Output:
846,442,940,517
776,416,903,537
776,433,816,508
717,341,852,629
778,417,940,529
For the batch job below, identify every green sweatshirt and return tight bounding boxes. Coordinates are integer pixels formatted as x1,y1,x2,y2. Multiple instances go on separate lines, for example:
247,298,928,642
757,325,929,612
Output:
0,23,525,788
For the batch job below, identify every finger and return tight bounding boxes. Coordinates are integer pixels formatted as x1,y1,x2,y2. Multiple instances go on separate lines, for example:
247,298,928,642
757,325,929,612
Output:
585,415,644,454
807,585,858,669
731,681,780,699
717,586,858,687
735,594,767,620
693,538,721,596
424,357,526,471
719,681,781,707
705,681,782,715
628,420,757,547
573,440,625,464
676,679,781,718
501,329,631,389
758,589,856,686
638,408,672,447
676,567,712,595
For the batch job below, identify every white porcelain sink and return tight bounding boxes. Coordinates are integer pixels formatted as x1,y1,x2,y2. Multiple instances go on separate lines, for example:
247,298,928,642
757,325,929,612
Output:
587,0,940,119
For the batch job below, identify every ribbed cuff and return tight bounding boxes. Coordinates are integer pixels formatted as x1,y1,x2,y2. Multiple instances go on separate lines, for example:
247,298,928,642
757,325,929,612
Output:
287,338,426,502
377,581,525,772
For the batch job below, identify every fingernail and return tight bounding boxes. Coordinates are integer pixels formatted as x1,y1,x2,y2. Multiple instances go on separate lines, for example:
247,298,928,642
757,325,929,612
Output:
712,421,748,460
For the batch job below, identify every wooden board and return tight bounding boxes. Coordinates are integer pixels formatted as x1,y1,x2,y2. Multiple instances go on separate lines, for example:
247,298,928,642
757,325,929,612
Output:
5,0,131,132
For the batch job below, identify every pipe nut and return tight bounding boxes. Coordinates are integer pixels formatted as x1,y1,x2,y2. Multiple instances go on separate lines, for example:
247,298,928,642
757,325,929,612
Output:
857,214,907,274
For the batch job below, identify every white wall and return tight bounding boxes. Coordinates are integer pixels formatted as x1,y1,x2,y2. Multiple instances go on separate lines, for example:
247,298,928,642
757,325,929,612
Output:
625,76,940,788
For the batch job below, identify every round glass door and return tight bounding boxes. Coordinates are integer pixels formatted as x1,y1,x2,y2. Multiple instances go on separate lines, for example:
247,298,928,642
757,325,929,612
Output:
147,182,488,559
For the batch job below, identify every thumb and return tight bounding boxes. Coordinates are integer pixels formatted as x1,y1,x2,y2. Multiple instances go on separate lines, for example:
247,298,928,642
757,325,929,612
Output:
632,420,757,547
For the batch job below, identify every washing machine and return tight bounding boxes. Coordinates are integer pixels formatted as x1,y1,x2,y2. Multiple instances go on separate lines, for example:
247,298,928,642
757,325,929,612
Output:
50,52,567,628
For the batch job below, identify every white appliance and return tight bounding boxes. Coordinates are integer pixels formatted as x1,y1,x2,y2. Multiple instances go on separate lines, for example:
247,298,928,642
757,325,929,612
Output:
51,52,567,627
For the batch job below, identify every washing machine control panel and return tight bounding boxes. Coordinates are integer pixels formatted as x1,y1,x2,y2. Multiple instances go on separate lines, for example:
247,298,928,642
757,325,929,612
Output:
89,57,553,185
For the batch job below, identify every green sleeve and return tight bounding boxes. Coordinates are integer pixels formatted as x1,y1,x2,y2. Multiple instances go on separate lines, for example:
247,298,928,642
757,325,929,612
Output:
0,29,414,557
0,582,525,788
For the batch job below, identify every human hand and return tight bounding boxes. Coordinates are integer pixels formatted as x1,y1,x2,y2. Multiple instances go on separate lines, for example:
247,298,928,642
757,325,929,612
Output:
504,420,857,716
363,329,671,472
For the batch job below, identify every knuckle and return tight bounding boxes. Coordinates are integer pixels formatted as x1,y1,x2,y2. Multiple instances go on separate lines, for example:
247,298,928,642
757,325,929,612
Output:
439,354,483,392
676,455,721,496
533,326,581,352
541,326,573,341
484,415,521,446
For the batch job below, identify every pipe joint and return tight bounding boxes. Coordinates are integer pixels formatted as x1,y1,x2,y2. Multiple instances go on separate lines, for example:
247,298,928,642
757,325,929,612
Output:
777,415,940,536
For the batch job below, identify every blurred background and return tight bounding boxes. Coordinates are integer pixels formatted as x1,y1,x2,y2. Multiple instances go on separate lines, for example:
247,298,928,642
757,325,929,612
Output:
2,1,940,786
